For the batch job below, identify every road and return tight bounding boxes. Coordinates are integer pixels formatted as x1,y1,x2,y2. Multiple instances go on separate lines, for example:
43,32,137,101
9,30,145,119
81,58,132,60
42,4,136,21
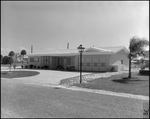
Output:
1,78,146,118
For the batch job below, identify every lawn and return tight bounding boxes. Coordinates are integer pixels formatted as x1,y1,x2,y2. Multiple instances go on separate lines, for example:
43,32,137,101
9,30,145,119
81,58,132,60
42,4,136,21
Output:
73,72,149,96
1,71,40,78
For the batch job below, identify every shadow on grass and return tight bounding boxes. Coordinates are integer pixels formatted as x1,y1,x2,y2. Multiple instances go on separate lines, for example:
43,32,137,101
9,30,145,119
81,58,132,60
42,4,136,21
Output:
1,71,40,79
112,77,148,84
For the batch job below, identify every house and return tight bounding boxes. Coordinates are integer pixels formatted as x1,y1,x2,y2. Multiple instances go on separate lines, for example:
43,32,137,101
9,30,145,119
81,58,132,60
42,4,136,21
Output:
27,46,129,72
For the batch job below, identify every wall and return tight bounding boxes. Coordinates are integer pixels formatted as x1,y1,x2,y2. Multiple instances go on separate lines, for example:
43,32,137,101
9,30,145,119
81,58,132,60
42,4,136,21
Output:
74,54,110,71
109,49,129,71
28,56,41,67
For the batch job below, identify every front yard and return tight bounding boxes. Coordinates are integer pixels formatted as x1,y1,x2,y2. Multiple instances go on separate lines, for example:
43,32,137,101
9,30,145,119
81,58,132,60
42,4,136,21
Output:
73,72,149,96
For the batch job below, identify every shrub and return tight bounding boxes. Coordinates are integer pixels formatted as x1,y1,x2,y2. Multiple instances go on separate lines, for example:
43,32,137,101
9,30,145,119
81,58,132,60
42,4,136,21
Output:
30,65,33,69
45,65,49,69
67,65,75,71
21,66,23,68
110,67,115,72
56,65,64,70
34,66,36,69
25,66,28,68
38,66,40,69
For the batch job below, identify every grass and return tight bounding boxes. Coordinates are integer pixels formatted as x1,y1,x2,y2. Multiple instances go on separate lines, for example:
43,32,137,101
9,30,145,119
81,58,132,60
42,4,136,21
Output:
73,72,149,96
1,71,40,79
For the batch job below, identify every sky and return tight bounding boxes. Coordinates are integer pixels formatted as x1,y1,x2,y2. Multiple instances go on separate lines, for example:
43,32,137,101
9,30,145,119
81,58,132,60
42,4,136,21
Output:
1,1,149,56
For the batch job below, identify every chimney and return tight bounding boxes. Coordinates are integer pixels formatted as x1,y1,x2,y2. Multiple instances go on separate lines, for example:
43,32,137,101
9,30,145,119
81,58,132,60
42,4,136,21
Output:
31,45,33,53
67,42,69,49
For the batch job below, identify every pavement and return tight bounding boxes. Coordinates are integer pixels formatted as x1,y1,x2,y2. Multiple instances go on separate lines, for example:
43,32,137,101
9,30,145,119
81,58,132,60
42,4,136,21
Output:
1,67,149,101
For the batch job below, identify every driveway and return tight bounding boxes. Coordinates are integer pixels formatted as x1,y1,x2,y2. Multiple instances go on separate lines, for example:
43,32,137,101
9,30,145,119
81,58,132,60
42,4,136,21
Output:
1,67,90,86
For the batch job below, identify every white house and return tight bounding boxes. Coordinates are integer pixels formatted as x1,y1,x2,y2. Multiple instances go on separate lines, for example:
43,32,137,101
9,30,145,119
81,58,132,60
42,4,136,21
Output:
27,46,129,72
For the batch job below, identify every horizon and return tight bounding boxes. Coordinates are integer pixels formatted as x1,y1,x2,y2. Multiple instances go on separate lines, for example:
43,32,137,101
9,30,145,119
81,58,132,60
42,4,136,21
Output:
1,1,149,56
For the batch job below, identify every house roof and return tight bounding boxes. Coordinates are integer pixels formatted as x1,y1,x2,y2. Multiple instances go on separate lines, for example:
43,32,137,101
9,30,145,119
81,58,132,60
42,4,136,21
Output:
27,46,128,56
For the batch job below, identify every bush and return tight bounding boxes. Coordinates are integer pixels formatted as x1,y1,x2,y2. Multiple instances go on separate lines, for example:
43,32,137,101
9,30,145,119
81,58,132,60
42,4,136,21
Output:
30,65,33,69
110,67,115,72
2,56,9,64
25,66,28,68
56,65,64,70
45,65,49,69
34,66,36,69
38,66,40,69
21,66,23,68
66,65,75,71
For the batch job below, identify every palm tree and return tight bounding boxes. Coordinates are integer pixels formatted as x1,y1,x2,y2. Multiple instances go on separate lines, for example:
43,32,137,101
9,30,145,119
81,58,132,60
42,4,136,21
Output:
21,50,27,67
128,36,149,78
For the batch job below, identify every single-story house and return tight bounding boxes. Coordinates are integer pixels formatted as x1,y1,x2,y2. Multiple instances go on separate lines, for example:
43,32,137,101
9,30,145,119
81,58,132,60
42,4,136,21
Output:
27,46,129,72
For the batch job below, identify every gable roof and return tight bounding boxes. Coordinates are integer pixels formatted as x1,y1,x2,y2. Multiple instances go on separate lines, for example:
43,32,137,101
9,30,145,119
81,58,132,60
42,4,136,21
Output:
27,46,129,56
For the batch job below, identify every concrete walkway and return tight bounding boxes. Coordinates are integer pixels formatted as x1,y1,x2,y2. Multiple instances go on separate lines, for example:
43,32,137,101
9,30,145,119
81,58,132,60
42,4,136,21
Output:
1,68,90,85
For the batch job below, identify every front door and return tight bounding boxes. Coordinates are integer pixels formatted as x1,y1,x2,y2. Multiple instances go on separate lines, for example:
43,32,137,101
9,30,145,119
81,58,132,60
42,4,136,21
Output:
43,56,50,68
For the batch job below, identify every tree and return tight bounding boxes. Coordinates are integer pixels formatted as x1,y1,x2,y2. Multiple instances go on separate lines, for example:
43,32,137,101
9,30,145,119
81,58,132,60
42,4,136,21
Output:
128,36,149,78
2,56,9,64
8,57,14,72
21,50,27,58
8,51,15,57
21,50,27,67
8,51,15,71
1,54,3,63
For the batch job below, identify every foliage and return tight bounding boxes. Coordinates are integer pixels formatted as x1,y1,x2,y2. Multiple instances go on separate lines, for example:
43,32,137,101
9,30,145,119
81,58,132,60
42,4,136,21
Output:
66,65,75,71
20,50,27,67
21,50,27,56
110,67,115,72
8,51,15,58
129,36,149,58
1,54,3,63
128,36,149,78
30,65,33,69
2,56,9,64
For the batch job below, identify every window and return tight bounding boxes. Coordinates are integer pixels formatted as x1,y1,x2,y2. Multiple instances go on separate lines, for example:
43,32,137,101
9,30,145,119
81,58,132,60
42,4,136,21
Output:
30,57,39,62
67,58,71,65
34,58,39,62
30,58,34,62
101,62,106,67
87,62,90,66
93,63,97,66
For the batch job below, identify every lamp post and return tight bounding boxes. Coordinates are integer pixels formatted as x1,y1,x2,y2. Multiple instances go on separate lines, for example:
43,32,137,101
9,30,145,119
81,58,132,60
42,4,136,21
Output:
77,44,85,84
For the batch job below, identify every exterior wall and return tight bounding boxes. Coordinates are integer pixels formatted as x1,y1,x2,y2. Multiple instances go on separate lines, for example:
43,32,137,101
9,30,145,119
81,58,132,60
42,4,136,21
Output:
75,54,110,72
109,50,129,71
28,56,42,67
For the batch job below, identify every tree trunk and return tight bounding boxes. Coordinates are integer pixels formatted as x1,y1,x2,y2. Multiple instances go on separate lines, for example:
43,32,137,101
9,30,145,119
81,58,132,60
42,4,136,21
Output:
9,63,11,72
128,54,132,79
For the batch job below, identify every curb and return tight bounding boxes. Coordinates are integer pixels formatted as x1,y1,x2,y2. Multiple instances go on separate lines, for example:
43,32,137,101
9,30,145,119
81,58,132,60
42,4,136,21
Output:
59,71,125,86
